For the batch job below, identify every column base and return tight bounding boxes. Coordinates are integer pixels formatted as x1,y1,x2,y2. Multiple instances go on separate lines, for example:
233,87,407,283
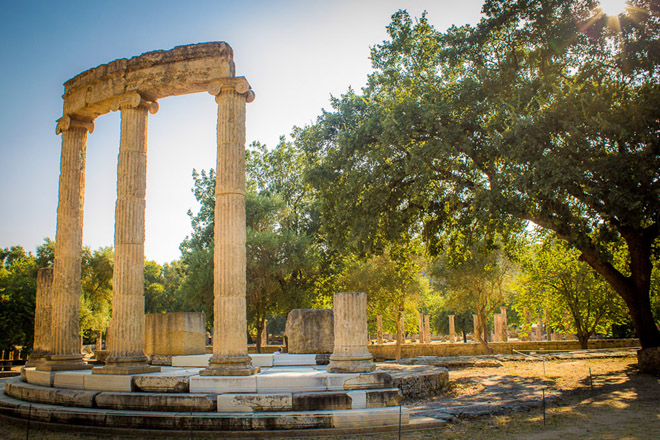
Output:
37,354,92,372
200,354,260,376
93,362,161,375
327,353,375,373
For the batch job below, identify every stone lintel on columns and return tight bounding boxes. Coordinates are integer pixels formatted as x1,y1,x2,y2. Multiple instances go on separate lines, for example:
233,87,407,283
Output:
208,77,255,102
56,115,95,135
109,92,159,114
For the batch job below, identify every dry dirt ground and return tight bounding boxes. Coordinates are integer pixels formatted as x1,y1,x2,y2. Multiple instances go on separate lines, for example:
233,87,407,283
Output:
0,356,658,439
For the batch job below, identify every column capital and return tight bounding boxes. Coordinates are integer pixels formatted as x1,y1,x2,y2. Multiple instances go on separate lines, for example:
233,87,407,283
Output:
109,92,159,114
208,77,255,103
56,115,94,135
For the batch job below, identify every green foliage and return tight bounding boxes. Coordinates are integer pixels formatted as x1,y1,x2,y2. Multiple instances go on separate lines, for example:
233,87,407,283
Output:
301,2,660,347
144,260,183,314
0,240,54,351
79,247,113,339
514,237,628,347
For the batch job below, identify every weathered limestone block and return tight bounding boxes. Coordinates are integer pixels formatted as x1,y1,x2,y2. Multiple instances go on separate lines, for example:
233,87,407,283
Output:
285,309,334,354
342,372,393,390
5,379,98,408
217,393,292,412
292,392,352,411
132,374,191,393
144,312,206,356
365,388,402,408
637,347,660,374
94,392,216,412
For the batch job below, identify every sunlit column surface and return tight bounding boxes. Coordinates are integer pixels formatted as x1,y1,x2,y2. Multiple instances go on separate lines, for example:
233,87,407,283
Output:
201,78,258,376
95,94,160,375
328,292,375,373
39,116,94,372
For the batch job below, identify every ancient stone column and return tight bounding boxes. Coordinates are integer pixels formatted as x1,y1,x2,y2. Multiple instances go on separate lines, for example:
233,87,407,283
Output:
95,93,160,375
202,78,258,376
472,314,479,342
418,312,424,344
328,292,374,373
261,319,268,347
500,307,508,342
493,314,503,342
424,315,431,344
376,315,383,345
27,268,54,367
449,315,456,343
39,116,94,372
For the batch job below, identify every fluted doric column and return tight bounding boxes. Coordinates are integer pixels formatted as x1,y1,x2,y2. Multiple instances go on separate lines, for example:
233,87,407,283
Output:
27,268,53,367
38,116,94,372
94,93,160,375
201,77,258,376
328,292,374,373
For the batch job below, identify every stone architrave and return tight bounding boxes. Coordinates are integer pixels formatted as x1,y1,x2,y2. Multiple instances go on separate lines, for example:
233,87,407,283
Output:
27,268,54,367
327,292,374,373
285,309,333,354
448,315,456,343
201,77,258,376
418,312,424,344
424,315,431,343
95,94,160,375
38,116,94,372
376,315,383,345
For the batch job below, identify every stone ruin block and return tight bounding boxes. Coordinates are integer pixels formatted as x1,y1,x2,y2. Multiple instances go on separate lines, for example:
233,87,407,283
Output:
285,309,334,354
145,312,206,356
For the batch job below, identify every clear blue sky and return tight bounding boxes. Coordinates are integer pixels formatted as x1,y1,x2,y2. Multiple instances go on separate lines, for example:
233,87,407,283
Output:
0,0,485,263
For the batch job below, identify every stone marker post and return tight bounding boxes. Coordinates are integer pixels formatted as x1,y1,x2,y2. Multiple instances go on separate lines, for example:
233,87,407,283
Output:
424,315,431,344
418,312,424,344
261,319,268,347
202,78,258,376
27,268,54,367
493,314,503,342
328,292,374,373
376,315,383,345
39,116,94,372
96,94,160,375
500,307,508,341
449,315,456,343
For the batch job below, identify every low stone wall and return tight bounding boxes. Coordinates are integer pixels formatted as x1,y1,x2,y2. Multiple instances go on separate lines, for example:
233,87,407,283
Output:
369,339,640,361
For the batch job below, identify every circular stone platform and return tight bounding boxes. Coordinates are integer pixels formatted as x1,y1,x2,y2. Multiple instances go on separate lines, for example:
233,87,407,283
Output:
1,354,410,432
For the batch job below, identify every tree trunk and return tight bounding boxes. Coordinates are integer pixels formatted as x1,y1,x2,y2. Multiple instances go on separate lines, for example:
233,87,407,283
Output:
256,320,264,353
576,330,589,349
395,309,404,361
477,310,492,354
579,228,660,349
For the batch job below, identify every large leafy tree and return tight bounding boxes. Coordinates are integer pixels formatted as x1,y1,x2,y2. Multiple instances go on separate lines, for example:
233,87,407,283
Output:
179,141,320,347
302,2,660,349
515,237,628,348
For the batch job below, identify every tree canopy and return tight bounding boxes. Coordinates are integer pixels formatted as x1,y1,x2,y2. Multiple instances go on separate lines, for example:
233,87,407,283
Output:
301,1,660,348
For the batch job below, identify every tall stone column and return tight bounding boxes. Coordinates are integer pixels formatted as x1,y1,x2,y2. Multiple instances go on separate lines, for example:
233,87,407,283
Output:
493,314,503,342
39,116,94,372
202,78,258,376
328,292,374,373
95,93,160,375
27,268,54,367
424,315,431,344
449,315,456,343
418,312,424,344
472,314,479,342
500,307,508,342
376,315,383,345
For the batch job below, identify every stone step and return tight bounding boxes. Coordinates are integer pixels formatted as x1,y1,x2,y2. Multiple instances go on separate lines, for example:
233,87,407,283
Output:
5,377,402,413
0,386,409,431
